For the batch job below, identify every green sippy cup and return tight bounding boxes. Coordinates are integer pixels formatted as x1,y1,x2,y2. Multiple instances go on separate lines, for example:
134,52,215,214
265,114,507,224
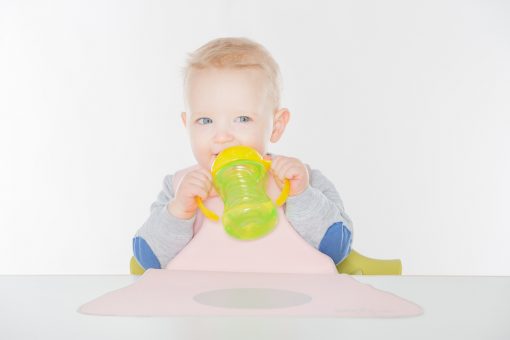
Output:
196,146,290,240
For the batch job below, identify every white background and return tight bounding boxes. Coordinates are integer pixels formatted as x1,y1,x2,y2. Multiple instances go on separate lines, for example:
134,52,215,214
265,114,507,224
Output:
1,0,509,275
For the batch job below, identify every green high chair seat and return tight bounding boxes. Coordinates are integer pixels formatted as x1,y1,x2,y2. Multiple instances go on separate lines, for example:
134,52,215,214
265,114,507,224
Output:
130,249,402,275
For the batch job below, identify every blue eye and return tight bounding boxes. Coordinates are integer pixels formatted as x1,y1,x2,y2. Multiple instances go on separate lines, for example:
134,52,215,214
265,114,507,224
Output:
234,116,252,123
196,117,213,125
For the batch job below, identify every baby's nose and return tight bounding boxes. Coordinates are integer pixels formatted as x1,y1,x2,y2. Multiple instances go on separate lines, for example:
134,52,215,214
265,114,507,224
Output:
213,129,234,143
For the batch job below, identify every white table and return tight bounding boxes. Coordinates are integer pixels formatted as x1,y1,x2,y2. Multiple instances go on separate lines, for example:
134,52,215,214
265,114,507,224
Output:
0,275,509,339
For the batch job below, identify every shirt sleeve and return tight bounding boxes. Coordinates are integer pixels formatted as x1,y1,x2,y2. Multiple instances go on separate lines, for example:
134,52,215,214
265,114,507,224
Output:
132,174,195,270
284,166,353,264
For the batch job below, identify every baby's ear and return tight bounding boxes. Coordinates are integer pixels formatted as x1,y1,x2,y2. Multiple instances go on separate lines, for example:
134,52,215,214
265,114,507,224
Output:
270,108,291,143
181,112,187,128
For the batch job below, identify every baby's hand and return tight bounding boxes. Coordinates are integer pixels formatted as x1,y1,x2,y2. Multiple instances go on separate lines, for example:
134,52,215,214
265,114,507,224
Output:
168,168,215,220
267,155,309,196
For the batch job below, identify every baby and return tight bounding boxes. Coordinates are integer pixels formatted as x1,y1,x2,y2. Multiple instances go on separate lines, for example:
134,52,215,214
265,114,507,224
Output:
132,37,353,271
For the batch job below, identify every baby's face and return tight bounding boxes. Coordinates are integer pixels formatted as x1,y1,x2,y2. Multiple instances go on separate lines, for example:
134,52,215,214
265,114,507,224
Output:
183,67,275,170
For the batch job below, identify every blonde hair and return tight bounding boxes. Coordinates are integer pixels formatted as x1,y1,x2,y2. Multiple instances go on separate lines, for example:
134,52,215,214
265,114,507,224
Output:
182,37,282,111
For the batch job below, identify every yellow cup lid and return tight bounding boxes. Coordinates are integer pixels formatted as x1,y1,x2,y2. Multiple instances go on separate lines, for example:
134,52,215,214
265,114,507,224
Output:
211,146,270,177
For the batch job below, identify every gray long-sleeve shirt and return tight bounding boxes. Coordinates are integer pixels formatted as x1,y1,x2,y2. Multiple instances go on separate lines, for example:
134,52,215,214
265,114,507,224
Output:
133,165,353,269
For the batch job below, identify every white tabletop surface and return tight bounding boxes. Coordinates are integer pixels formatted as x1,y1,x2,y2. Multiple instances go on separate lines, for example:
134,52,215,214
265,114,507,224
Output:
0,274,509,340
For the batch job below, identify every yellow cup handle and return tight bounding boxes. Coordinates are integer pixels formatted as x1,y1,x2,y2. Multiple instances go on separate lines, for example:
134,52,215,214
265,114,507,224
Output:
196,196,219,221
275,179,290,206
263,159,290,207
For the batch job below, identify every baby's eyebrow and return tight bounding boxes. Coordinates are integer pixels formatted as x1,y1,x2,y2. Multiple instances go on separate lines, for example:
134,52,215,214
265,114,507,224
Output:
191,112,213,117
234,111,258,116
191,111,259,117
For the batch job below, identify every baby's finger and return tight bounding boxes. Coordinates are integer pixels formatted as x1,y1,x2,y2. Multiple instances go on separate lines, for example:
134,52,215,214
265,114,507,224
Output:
190,169,212,183
270,155,284,169
270,156,286,178
191,185,209,200
281,163,302,180
197,168,213,181
275,159,297,181
187,175,213,194
187,178,210,195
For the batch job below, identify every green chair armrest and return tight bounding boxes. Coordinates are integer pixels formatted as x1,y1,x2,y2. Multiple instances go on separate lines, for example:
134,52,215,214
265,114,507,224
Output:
336,250,402,275
130,256,146,275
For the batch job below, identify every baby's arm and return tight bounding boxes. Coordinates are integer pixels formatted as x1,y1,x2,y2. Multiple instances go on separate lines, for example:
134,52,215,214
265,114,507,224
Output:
285,166,353,265
132,175,195,270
